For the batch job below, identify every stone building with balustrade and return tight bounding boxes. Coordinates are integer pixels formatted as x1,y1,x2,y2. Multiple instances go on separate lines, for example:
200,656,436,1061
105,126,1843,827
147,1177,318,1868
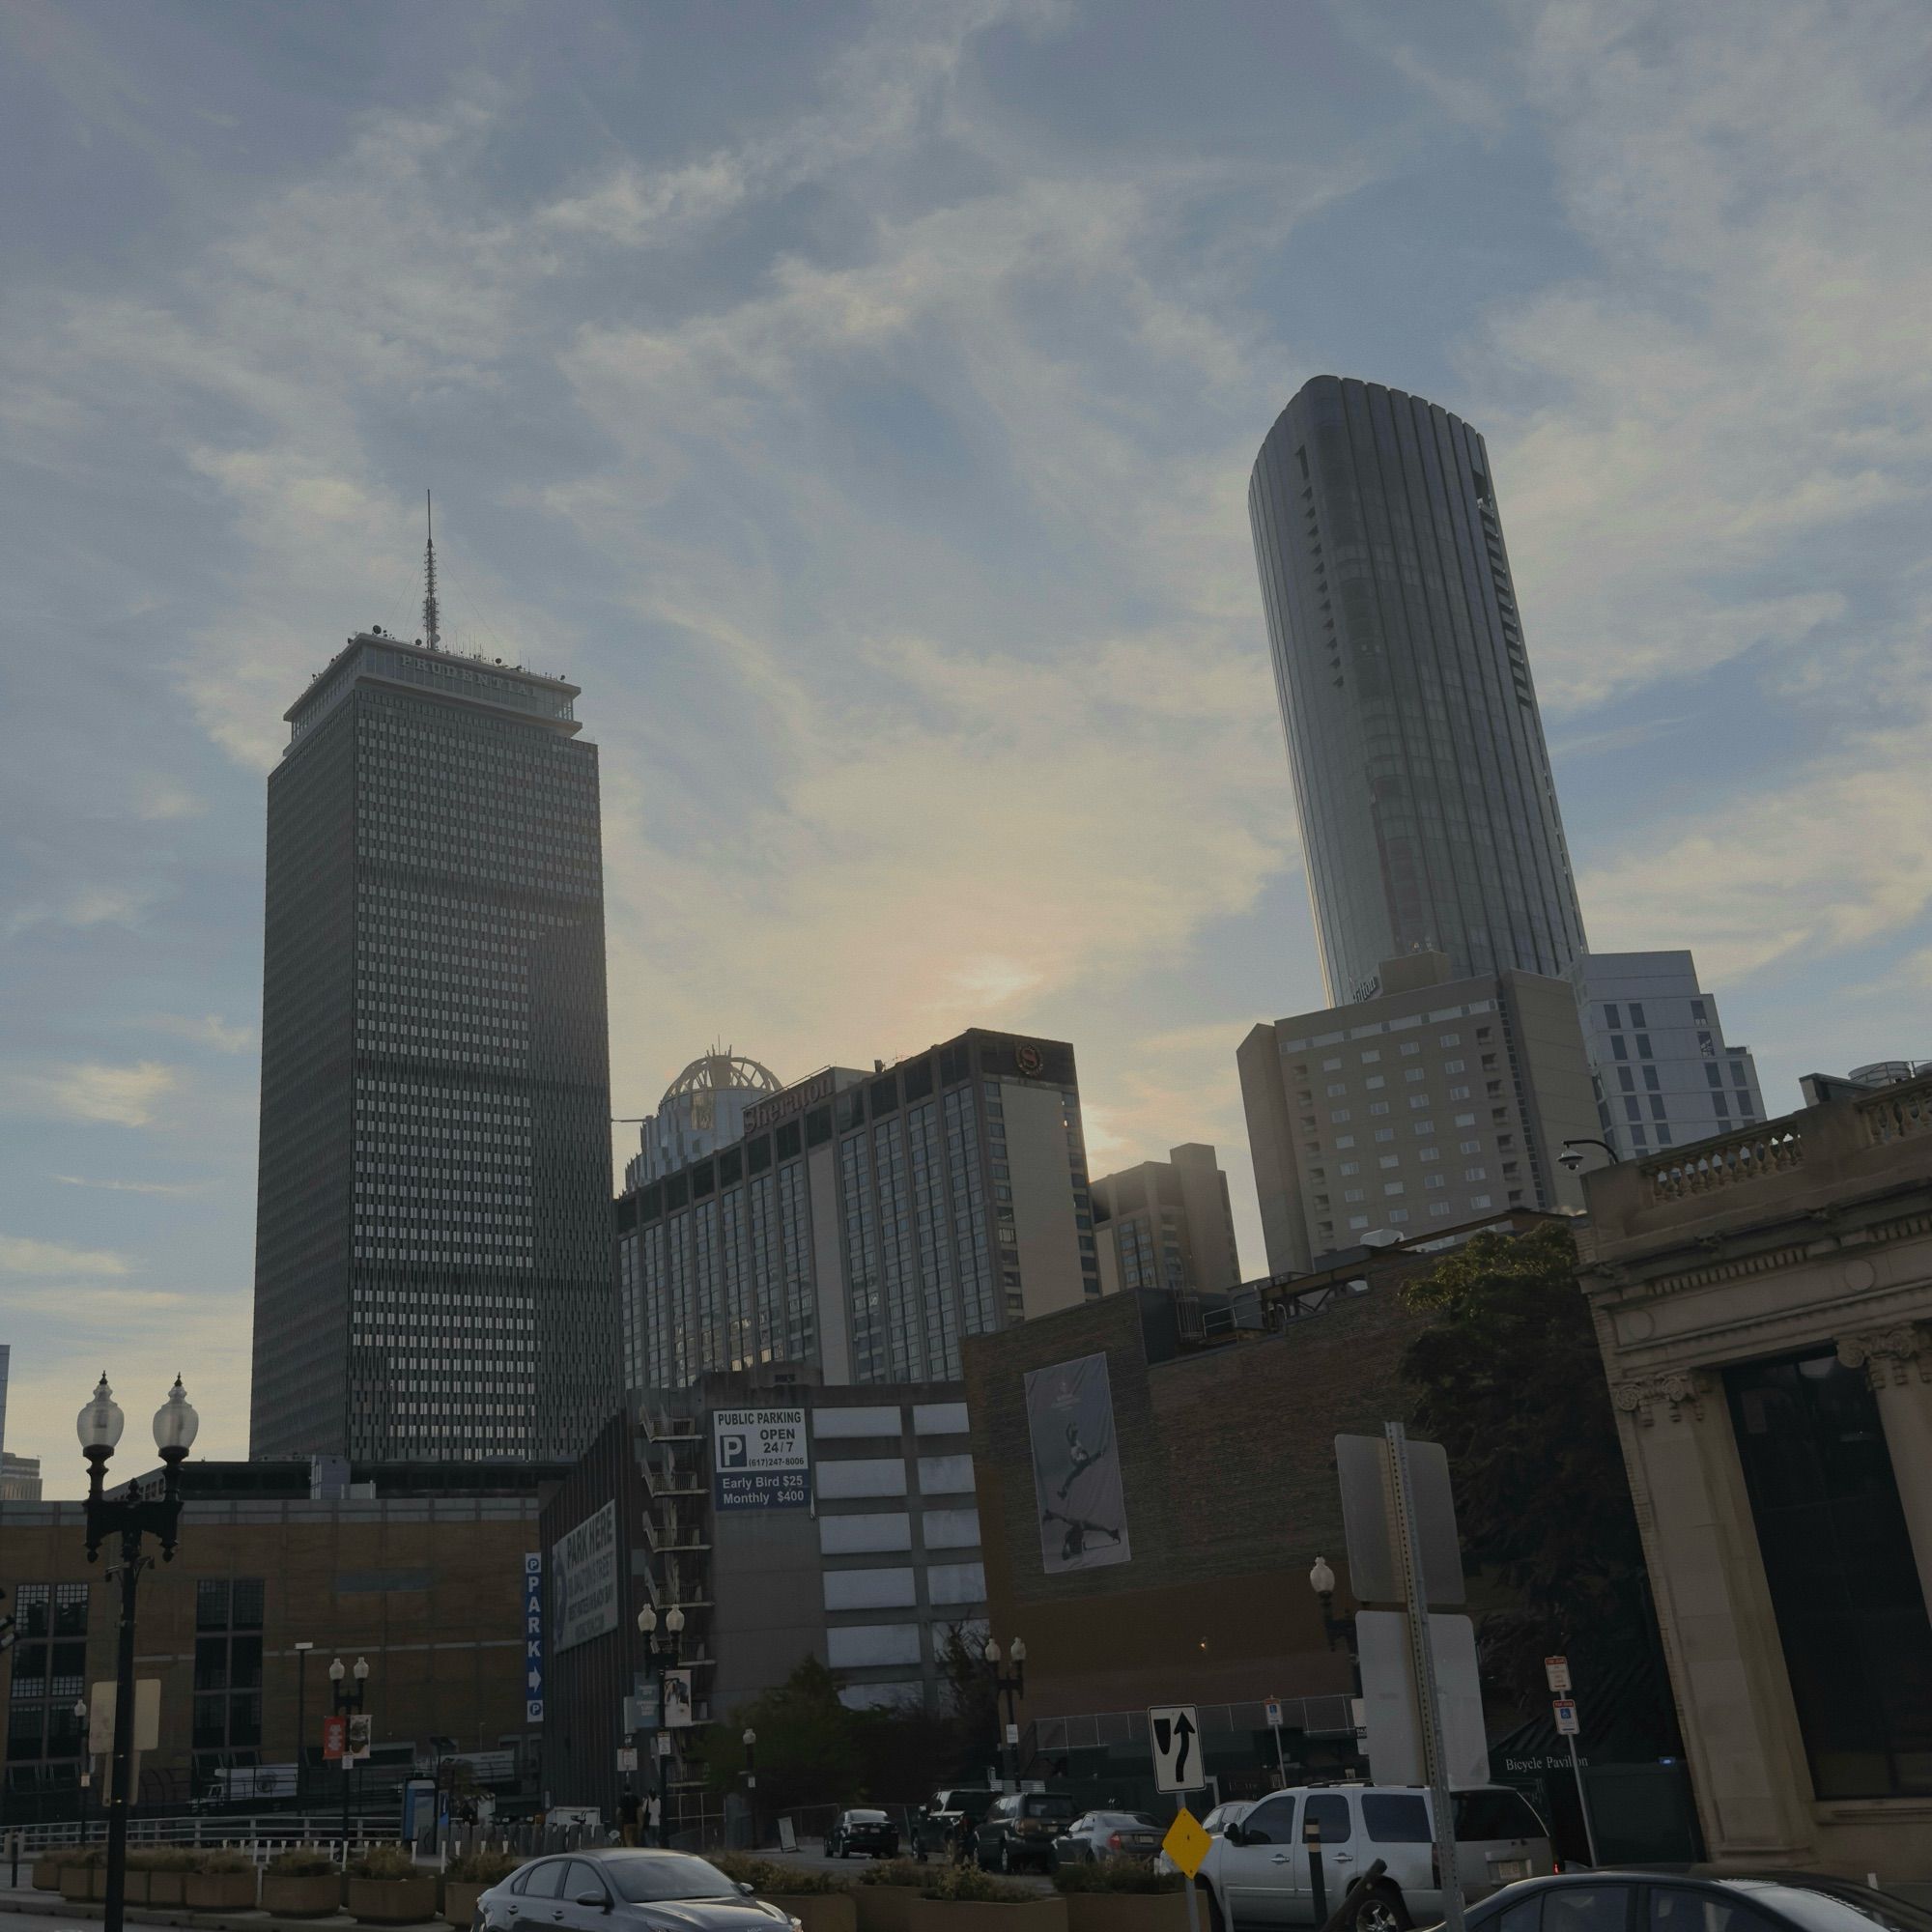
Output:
1576,1072,1932,1884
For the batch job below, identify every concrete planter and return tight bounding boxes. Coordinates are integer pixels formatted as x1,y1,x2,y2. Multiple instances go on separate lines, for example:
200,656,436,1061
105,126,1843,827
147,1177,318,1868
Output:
443,1879,488,1926
907,1903,1067,1932
856,1887,923,1932
122,1871,154,1905
1064,1894,1190,1931
147,1872,188,1906
349,1874,440,1923
186,1870,261,1910
264,1872,346,1917
765,1897,858,1932
30,1856,62,1891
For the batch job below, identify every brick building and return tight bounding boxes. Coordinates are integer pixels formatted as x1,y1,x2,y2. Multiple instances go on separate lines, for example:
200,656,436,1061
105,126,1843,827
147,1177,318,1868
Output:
0,1461,548,1824
961,1215,1561,1804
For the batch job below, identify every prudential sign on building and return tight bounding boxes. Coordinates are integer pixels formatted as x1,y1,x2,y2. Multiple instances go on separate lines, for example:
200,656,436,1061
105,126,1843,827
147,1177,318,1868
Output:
712,1406,810,1510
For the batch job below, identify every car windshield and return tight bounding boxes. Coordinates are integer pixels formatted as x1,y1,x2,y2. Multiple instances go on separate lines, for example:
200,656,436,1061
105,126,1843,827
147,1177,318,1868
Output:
847,1812,889,1823
603,1855,736,1903
1719,1886,1932,1932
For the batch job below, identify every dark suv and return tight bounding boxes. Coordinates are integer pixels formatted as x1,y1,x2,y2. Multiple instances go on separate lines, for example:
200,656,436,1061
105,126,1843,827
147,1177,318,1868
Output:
977,1791,1076,1874
912,1787,998,1859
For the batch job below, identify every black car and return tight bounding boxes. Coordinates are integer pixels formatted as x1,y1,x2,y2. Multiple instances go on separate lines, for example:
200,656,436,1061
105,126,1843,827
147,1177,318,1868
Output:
976,1791,1077,1874
912,1787,999,1858
1461,1871,1932,1932
476,1849,799,1931
826,1808,900,1859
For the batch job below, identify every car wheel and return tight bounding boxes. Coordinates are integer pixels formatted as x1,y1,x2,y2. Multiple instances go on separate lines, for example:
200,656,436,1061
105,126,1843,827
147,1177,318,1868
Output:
1348,1885,1412,1932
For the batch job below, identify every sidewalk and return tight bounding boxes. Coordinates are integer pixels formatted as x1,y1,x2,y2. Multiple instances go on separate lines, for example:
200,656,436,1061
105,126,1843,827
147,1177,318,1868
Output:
0,1888,445,1932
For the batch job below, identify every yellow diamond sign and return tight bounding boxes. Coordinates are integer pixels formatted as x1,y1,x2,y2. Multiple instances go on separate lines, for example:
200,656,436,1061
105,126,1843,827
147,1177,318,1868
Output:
1162,1805,1212,1878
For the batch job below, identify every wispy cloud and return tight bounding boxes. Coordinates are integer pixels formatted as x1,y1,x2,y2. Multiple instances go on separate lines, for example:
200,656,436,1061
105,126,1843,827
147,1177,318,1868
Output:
9,885,159,937
2,1061,178,1127
0,1233,131,1277
51,1174,215,1198
147,1013,254,1054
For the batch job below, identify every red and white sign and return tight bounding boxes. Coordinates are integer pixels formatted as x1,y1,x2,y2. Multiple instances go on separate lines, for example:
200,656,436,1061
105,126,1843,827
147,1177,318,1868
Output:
323,1716,347,1762
1544,1656,1572,1694
1552,1698,1579,1737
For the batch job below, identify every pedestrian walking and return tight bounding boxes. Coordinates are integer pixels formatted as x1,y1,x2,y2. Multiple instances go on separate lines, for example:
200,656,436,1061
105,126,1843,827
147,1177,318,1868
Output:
618,1785,641,1848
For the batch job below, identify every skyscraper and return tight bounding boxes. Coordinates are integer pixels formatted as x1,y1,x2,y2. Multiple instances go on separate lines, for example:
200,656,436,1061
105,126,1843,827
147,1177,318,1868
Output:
250,623,615,1462
1249,376,1587,1003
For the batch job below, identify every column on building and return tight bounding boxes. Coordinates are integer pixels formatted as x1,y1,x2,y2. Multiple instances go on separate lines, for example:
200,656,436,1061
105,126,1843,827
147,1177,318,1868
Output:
1836,1320,1932,1621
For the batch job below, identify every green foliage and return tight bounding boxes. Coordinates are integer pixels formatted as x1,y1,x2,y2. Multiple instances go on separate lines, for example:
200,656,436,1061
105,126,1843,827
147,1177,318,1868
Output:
696,1656,866,1814
1053,1858,1182,1894
919,1862,1038,1903
266,1848,341,1876
128,1848,201,1871
444,1849,523,1885
708,1854,845,1896
857,1859,930,1889
1401,1224,1675,1736
347,1843,418,1881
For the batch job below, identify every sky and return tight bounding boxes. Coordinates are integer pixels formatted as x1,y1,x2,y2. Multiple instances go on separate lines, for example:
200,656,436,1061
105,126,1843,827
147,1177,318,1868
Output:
3,0,1929,1495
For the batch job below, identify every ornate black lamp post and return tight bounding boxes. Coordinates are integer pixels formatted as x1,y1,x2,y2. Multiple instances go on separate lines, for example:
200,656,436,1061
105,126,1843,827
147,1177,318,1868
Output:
1309,1556,1366,1768
78,1373,198,1932
982,1637,1027,1785
329,1656,370,1854
636,1605,685,1847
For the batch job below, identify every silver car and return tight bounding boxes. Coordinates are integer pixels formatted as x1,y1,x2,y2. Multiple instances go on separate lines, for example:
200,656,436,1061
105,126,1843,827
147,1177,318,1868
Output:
476,1850,802,1931
1155,1799,1254,1877
1196,1783,1553,1932
1052,1809,1166,1864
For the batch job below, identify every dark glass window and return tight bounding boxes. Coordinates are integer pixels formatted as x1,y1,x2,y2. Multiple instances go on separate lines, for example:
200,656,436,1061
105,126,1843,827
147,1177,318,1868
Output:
1634,1035,1653,1059
1543,1889,1636,1932
690,1160,714,1199
718,1148,742,1186
805,1105,831,1148
776,1122,802,1160
196,1580,231,1631
1236,1794,1296,1844
1304,1793,1351,1841
1363,1792,1429,1841
1629,1004,1647,1028
1611,1037,1628,1062
747,1138,771,1176
1706,1065,1723,1088
1648,1889,1779,1932
1618,1067,1635,1093
1603,1005,1621,1030
521,1861,567,1899
1726,1350,1932,1797
194,1637,228,1691
1454,1789,1546,1839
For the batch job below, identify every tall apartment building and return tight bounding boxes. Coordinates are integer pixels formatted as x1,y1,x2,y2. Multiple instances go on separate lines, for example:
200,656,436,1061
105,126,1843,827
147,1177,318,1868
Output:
1089,1144,1241,1296
616,1030,1098,1394
1249,376,1587,1003
622,1048,784,1193
1569,952,1766,1160
250,627,615,1463
1238,952,1597,1275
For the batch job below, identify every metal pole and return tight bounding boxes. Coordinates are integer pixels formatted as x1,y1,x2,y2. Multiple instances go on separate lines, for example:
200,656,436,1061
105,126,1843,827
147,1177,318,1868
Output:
1181,1872,1202,1932
1566,1732,1599,1867
102,1533,141,1932
1270,1718,1286,1787
295,1649,309,1809
1385,1421,1463,1932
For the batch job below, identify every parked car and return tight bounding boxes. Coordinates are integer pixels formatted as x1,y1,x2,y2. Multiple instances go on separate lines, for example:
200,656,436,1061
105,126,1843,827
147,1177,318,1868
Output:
977,1791,1078,1874
475,1848,800,1929
825,1808,900,1859
1463,1872,1932,1932
1053,1809,1166,1864
911,1786,999,1859
1194,1782,1553,1932
1155,1799,1255,1877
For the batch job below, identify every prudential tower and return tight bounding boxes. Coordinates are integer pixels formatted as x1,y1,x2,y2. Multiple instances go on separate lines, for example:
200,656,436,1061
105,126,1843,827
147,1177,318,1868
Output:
1249,376,1586,1004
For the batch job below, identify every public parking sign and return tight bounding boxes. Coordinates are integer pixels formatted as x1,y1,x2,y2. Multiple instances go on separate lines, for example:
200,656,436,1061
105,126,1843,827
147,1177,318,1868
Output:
1552,1698,1579,1737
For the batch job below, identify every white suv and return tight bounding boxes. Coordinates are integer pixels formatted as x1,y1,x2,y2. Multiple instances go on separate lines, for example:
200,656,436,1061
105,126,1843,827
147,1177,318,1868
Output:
1193,1783,1552,1932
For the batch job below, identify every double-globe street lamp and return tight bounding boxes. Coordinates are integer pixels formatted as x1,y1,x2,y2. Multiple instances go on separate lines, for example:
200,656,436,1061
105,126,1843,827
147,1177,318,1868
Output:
1309,1557,1366,1773
983,1637,1027,1786
637,1605,685,1847
329,1656,371,1852
77,1372,199,1932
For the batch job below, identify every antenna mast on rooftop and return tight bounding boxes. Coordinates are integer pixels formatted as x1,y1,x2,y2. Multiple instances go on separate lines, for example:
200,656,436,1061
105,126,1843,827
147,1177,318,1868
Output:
422,490,442,651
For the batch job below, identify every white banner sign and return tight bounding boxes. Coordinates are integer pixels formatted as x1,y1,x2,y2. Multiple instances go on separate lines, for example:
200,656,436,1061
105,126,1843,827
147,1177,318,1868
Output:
713,1406,810,1510
552,1500,620,1653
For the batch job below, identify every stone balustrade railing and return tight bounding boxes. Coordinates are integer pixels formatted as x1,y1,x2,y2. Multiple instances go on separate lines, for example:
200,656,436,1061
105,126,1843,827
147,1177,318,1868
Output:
1639,1125,1804,1205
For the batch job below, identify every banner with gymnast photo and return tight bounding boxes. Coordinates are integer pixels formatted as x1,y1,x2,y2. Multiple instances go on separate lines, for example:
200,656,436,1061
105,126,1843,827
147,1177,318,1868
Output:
1024,1350,1131,1574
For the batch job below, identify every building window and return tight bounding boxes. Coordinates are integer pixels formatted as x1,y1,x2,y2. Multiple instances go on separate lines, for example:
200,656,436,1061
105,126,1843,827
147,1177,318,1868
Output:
1629,1004,1647,1028
1365,1076,1386,1091
1603,1005,1621,1029
1726,1351,1932,1799
1468,1194,1492,1208
191,1579,266,1795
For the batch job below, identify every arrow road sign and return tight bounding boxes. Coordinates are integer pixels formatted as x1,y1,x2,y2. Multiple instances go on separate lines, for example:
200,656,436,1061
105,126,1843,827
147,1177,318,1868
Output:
1149,1704,1202,1793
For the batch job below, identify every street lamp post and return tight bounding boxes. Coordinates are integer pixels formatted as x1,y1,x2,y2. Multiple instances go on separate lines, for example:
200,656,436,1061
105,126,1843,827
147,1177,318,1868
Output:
73,1701,90,1843
329,1656,370,1856
636,1605,685,1847
982,1639,1027,1787
77,1373,198,1932
740,1728,757,1850
1309,1557,1364,1768
294,1642,314,1807
1558,1138,1620,1174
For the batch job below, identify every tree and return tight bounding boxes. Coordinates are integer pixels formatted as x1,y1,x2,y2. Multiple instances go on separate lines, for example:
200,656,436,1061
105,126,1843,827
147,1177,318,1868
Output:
696,1657,865,1815
1401,1222,1678,1745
